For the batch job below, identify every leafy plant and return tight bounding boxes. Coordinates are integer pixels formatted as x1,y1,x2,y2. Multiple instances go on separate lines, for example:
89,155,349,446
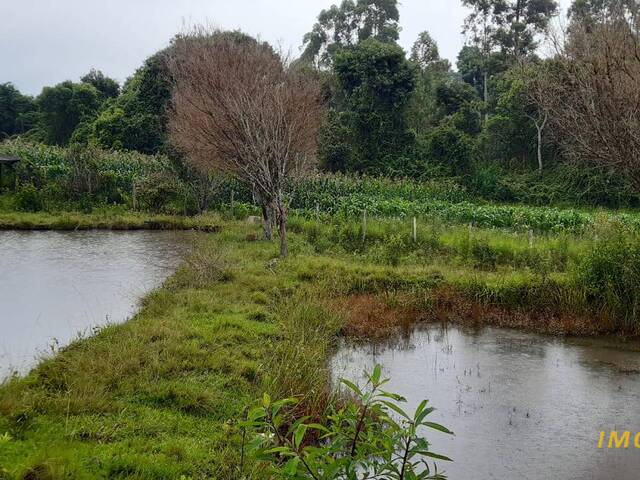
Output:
240,365,453,479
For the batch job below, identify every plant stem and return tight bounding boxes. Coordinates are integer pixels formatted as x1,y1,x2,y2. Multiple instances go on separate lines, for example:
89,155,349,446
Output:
399,435,412,480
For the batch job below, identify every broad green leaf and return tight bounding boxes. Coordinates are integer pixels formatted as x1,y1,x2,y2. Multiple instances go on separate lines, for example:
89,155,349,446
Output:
424,422,454,435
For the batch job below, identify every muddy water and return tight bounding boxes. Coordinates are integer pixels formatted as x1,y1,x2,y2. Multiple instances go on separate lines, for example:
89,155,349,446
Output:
0,230,191,379
332,325,640,480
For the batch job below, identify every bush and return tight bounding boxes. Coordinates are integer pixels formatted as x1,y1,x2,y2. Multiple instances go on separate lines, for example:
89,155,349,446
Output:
0,139,180,211
14,184,43,212
577,226,640,329
423,125,473,175
242,365,453,479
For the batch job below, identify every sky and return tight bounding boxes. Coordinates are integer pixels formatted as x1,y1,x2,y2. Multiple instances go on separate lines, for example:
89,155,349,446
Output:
1,0,572,96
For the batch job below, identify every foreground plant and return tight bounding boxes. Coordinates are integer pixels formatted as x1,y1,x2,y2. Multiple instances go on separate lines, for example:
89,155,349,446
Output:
240,365,453,479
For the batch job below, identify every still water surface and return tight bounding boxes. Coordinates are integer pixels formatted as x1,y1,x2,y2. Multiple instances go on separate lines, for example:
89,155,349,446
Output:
1,230,190,378
333,324,640,480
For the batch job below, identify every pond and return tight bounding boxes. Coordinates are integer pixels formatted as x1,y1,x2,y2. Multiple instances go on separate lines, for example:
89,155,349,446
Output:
0,230,192,379
332,324,640,480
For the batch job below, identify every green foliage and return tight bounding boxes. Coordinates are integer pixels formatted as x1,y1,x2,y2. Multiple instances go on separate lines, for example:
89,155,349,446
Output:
89,50,172,154
0,140,176,211
332,39,416,174
0,83,37,138
319,112,356,172
36,81,102,145
471,164,640,208
578,222,640,327
477,70,539,167
462,0,559,58
434,80,479,117
290,173,469,211
14,184,43,212
301,0,401,67
133,171,183,213
80,69,120,100
422,125,473,176
242,365,452,479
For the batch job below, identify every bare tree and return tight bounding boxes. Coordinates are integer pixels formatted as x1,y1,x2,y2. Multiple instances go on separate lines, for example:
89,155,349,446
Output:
167,28,324,257
517,61,552,173
541,6,640,188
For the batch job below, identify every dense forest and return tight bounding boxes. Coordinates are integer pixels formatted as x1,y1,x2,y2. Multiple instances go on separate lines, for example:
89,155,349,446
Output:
1,0,639,208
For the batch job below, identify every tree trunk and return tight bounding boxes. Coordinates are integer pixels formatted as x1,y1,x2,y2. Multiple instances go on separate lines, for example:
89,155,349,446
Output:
483,71,489,123
275,195,288,258
278,206,288,258
537,126,543,174
261,202,273,241
535,113,548,174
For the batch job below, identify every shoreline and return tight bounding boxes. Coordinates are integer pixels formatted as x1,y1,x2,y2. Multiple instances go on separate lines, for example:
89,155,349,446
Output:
0,211,221,232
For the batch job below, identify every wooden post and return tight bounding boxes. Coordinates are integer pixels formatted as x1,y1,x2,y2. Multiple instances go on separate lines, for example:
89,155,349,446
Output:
528,229,534,249
412,217,417,243
315,201,320,219
230,190,235,214
362,210,367,244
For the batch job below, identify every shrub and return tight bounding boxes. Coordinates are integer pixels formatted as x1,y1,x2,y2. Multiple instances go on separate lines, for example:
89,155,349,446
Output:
577,227,640,329
241,365,453,479
133,172,181,213
424,125,473,175
14,184,43,212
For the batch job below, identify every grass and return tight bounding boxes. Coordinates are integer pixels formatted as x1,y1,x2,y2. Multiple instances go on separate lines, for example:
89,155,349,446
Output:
0,209,221,232
1,211,639,479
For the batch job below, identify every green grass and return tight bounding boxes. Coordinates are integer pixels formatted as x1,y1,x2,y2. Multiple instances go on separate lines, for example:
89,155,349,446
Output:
0,224,297,478
0,209,222,232
1,213,639,479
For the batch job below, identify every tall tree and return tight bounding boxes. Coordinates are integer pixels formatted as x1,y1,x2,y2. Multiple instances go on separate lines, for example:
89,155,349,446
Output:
36,81,101,145
568,0,639,29
541,4,640,188
463,0,559,59
301,0,400,67
410,31,451,72
408,33,452,135
168,28,324,257
81,69,120,100
331,38,416,173
0,83,37,138
90,50,172,153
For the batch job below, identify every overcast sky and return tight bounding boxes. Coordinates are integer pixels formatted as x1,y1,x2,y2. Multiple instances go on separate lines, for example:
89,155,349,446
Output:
1,0,572,96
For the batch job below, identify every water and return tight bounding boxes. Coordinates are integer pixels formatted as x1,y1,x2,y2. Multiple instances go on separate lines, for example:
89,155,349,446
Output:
0,230,191,379
332,324,640,480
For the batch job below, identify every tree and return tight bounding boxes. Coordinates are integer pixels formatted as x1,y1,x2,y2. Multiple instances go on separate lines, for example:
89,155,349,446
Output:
410,31,450,71
518,63,551,173
479,71,539,168
90,50,172,154
425,124,474,175
81,69,120,100
0,83,37,138
568,0,639,30
168,28,324,257
541,5,640,189
301,0,400,67
463,0,559,59
456,45,507,104
461,0,558,123
36,81,101,145
331,38,416,173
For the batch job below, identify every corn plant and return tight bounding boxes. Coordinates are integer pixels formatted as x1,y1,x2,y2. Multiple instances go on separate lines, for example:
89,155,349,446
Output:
240,365,453,479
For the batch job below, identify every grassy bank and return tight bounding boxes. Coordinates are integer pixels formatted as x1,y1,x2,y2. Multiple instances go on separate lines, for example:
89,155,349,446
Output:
0,210,221,232
1,214,639,478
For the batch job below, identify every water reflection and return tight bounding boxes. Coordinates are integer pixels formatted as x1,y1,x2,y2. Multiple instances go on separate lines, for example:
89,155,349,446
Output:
0,230,192,378
332,324,640,480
